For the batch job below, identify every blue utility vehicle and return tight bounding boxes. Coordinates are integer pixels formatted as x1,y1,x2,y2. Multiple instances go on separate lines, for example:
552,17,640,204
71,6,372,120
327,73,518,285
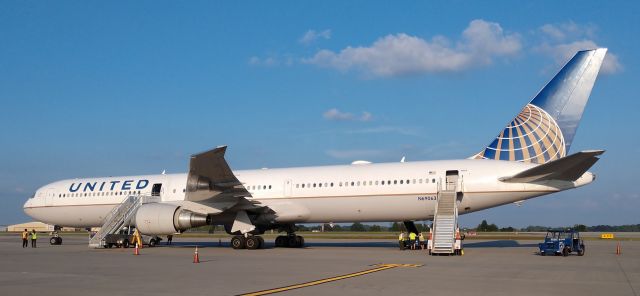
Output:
538,229,585,256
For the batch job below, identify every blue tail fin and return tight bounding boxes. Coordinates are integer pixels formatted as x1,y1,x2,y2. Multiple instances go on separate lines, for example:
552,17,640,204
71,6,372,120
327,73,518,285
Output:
472,48,607,164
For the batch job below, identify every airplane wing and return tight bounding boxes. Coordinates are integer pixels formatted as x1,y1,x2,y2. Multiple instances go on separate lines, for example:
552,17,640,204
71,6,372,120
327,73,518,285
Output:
500,150,604,183
179,146,265,214
185,146,250,201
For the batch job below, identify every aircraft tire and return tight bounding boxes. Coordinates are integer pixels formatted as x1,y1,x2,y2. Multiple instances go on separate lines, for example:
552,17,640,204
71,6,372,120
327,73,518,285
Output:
287,236,298,248
296,236,304,248
50,237,58,245
231,236,246,249
275,236,286,247
246,237,259,250
257,236,265,249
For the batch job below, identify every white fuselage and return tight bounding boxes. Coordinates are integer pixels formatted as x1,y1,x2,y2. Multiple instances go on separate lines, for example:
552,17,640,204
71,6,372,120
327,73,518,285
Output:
23,158,595,228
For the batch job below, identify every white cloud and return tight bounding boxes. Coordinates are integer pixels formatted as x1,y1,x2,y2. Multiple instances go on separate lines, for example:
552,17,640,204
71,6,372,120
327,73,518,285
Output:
299,29,332,45
248,55,294,67
323,108,373,121
248,56,278,67
325,149,385,159
343,126,421,137
303,19,521,77
535,23,622,74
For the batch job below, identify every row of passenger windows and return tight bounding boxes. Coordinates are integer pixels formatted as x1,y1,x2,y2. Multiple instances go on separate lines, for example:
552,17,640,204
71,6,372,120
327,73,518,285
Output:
246,178,437,192
296,178,437,189
247,185,272,191
58,191,144,198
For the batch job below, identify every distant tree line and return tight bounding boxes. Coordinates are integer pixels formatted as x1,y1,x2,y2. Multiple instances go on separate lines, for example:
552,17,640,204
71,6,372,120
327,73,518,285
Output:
474,220,640,232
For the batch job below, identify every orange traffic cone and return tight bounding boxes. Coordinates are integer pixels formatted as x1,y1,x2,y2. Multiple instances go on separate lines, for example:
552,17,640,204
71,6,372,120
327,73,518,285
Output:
134,243,139,255
193,246,200,263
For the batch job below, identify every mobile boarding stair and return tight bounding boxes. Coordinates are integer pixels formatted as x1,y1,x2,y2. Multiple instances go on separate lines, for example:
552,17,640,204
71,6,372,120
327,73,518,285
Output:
429,173,462,255
88,195,158,248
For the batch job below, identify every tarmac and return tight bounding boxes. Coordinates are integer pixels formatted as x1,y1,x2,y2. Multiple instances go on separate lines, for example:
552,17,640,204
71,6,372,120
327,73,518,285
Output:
0,234,638,296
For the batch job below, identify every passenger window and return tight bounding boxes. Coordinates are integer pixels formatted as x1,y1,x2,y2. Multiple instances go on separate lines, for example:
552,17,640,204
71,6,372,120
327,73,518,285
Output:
400,180,404,184
330,183,334,187
432,178,436,183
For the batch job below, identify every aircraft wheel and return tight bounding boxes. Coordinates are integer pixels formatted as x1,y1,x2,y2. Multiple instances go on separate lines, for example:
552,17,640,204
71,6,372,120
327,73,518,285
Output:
245,236,259,250
275,236,286,247
149,239,156,247
50,237,58,245
296,236,305,248
578,245,585,256
287,236,298,248
257,236,265,249
231,236,246,249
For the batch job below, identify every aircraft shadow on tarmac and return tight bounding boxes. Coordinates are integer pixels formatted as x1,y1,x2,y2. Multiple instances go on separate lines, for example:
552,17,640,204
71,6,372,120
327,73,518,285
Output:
160,240,538,249
463,240,537,248
159,241,398,249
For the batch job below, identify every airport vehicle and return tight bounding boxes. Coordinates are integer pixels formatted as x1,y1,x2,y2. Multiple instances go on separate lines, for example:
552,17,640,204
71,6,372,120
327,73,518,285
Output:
538,229,585,256
23,49,608,251
101,228,161,248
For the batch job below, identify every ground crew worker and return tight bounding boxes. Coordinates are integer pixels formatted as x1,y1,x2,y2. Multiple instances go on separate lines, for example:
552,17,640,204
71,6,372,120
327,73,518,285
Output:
398,232,406,250
21,229,29,248
419,232,425,250
167,234,173,245
409,232,417,250
30,229,37,248
132,228,143,248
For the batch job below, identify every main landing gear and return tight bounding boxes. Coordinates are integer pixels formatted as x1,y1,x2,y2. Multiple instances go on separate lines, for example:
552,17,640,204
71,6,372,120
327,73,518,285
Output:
231,235,265,250
274,234,304,248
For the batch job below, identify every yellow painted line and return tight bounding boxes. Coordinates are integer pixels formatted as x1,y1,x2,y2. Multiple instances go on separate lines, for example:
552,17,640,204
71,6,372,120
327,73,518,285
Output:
238,264,422,296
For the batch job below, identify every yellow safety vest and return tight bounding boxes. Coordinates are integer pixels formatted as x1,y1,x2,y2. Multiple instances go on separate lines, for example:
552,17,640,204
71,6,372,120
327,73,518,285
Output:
398,234,404,241
31,232,37,239
409,233,416,240
22,232,28,239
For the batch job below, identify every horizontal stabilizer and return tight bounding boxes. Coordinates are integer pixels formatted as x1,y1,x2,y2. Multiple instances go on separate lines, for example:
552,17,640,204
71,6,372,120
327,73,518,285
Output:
500,150,604,183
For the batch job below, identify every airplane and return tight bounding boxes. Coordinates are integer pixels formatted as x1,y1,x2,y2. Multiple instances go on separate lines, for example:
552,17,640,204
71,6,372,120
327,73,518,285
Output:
24,48,607,249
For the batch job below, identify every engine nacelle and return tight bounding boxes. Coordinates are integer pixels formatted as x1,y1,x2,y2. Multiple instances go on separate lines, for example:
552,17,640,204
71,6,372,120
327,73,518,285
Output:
134,203,209,235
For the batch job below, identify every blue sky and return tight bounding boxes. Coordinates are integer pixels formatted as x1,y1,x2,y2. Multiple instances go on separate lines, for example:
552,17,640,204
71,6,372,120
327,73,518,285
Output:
1,1,638,228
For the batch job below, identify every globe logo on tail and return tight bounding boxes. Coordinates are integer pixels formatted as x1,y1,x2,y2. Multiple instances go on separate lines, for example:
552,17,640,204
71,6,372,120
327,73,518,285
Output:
473,104,566,164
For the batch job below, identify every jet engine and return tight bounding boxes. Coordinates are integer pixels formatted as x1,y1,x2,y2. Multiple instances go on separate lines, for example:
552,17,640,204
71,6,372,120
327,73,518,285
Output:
134,203,210,234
